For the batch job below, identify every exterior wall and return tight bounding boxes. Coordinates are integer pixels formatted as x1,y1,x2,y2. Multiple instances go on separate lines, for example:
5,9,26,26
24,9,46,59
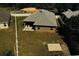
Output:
35,26,56,32
0,23,9,29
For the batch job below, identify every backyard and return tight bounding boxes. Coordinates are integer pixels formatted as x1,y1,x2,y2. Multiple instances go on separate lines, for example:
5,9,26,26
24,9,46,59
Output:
16,17,70,56
0,7,70,56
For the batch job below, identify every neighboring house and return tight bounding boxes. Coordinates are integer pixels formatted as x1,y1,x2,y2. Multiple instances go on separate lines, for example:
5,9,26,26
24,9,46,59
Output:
0,12,10,29
62,9,73,19
23,9,59,32
62,9,79,19
60,9,79,25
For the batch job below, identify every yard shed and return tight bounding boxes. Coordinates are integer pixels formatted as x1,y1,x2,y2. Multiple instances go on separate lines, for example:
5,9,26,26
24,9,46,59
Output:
61,9,79,24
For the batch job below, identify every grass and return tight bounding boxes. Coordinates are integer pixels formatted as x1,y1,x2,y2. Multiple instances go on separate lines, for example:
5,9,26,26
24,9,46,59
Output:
16,17,70,56
0,7,16,56
0,17,15,55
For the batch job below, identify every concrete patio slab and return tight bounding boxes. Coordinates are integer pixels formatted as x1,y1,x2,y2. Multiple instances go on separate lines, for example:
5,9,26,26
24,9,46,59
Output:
47,43,63,52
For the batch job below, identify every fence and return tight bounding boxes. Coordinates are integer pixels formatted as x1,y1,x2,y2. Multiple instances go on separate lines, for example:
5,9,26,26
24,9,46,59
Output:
10,11,32,17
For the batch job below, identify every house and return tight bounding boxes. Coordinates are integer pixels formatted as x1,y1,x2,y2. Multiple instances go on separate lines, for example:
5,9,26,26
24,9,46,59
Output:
23,9,59,32
0,12,10,29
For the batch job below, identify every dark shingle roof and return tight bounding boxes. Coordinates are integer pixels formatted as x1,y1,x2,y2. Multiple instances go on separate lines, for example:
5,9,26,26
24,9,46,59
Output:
0,12,10,23
23,9,58,27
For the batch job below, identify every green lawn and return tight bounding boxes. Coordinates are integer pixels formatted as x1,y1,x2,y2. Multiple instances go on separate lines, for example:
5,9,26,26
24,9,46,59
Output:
0,17,15,56
0,7,16,56
16,17,70,56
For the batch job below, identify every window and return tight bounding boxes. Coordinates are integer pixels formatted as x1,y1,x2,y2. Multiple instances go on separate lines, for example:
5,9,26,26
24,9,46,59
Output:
38,26,40,29
50,27,53,30
4,23,6,27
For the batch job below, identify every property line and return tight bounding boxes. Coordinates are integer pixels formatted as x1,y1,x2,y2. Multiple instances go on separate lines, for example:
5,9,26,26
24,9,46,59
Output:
15,16,18,56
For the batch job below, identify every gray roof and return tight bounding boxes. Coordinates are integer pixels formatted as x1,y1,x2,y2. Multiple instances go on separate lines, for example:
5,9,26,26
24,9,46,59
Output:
62,9,73,18
73,10,79,16
0,12,10,23
62,9,79,18
23,9,58,26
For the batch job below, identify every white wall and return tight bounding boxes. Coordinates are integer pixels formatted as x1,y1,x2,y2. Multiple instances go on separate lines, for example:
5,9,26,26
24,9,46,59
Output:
0,23,9,29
